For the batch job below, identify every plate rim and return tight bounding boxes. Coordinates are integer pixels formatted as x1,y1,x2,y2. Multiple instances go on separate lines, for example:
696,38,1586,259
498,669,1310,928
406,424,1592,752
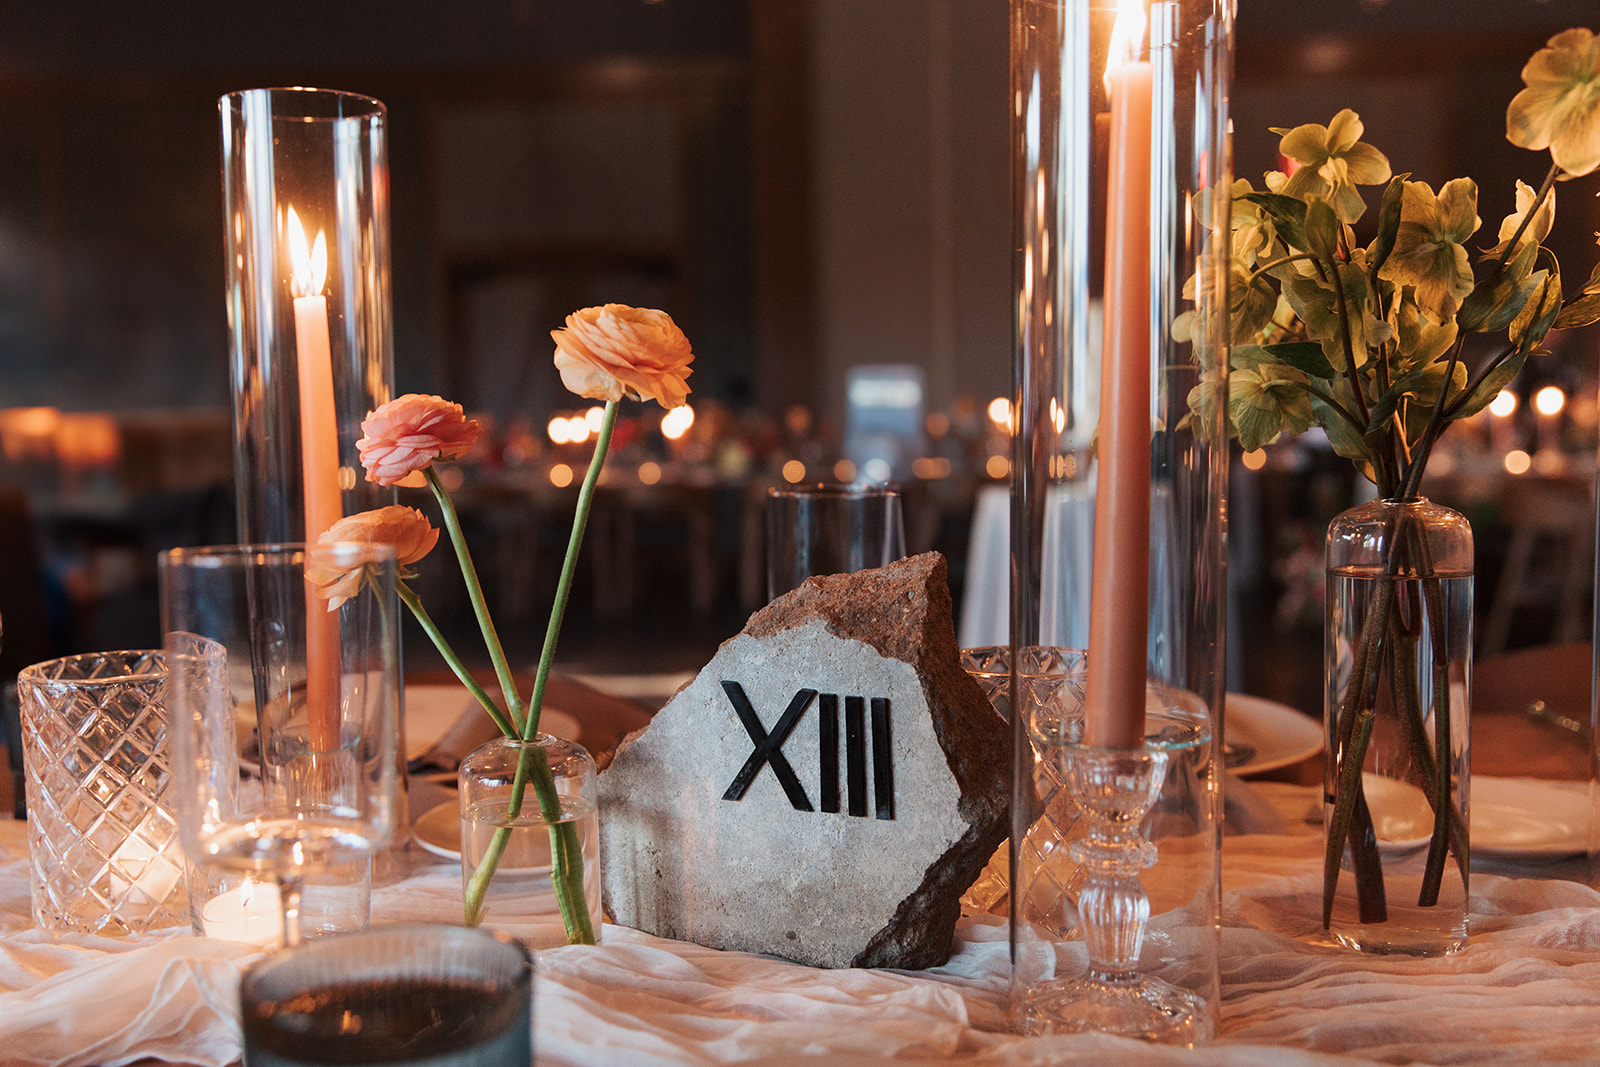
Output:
1228,692,1324,777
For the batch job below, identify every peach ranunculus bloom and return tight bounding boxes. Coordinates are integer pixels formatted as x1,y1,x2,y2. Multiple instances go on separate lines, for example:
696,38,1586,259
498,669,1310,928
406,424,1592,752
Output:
357,394,482,487
551,304,693,409
310,506,440,608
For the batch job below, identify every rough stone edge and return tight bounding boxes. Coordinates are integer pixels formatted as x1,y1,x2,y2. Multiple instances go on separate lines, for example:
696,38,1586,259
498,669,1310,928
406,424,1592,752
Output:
750,552,1013,967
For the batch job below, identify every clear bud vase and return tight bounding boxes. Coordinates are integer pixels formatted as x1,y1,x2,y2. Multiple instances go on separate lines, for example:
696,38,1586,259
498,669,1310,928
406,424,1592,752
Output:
458,734,602,948
1323,496,1472,955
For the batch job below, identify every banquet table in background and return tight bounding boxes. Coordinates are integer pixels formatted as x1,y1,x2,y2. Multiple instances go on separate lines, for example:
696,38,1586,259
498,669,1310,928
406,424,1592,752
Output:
2,771,1599,1066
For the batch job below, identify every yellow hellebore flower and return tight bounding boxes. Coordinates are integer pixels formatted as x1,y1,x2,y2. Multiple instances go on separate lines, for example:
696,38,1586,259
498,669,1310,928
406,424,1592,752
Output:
1483,179,1556,259
1274,109,1392,223
1507,27,1600,177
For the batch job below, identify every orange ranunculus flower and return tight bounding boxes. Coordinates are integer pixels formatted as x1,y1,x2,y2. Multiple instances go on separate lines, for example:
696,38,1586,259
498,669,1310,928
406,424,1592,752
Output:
551,304,693,409
357,394,481,487
310,506,439,607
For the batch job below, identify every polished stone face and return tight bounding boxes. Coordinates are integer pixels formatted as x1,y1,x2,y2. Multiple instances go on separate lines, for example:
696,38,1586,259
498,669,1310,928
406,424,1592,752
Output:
598,552,1010,970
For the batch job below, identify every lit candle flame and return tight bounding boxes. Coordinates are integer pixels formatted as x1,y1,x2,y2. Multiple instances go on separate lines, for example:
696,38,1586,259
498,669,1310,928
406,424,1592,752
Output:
286,206,328,298
1106,0,1148,91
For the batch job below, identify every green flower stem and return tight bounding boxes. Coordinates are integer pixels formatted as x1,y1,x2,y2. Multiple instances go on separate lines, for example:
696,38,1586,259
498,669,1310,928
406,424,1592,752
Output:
524,400,618,741
463,743,596,945
425,466,527,732
460,400,617,944
1400,516,1469,900
1248,252,1323,283
1323,507,1404,928
1445,340,1519,422
396,581,515,739
1295,379,1367,440
1400,336,1468,502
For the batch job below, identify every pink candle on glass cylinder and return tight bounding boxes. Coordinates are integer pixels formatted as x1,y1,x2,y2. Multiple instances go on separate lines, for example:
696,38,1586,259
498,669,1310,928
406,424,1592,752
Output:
1084,0,1153,750
288,208,342,753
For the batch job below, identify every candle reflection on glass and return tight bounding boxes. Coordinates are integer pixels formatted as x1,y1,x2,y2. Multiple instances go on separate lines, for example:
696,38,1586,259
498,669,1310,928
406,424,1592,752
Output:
107,835,183,905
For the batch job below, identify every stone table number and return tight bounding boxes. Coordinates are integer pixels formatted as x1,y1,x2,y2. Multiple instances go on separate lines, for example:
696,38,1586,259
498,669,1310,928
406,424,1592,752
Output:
599,553,1012,969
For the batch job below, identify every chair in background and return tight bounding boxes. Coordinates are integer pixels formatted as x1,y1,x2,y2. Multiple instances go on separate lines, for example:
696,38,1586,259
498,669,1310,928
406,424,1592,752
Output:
1480,478,1595,658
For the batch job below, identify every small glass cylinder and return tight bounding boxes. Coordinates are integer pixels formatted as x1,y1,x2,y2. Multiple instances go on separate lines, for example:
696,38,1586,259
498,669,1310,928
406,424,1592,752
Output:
160,542,402,947
16,650,187,935
1324,497,1472,955
1009,0,1231,1041
765,484,907,601
221,87,395,545
458,734,601,947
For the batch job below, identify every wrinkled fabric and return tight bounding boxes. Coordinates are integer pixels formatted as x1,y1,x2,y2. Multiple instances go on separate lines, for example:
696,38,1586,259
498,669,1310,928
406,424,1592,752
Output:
2,780,1598,1066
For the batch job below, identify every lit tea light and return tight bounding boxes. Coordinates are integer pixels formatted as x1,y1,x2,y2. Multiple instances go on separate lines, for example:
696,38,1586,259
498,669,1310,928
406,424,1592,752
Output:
202,877,282,947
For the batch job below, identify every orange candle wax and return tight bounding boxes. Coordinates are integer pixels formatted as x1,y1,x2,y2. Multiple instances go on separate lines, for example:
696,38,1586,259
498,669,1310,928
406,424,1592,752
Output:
289,209,342,752
1083,20,1153,750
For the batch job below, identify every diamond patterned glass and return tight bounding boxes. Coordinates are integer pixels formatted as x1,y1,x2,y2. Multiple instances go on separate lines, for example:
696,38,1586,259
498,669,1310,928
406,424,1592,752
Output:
959,646,1087,936
17,650,187,935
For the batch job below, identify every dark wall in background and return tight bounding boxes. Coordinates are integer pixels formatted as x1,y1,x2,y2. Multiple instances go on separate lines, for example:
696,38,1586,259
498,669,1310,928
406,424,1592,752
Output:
0,0,753,416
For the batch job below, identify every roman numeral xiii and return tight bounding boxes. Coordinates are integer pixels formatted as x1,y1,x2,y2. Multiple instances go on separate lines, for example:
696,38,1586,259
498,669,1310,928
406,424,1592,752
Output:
722,682,894,820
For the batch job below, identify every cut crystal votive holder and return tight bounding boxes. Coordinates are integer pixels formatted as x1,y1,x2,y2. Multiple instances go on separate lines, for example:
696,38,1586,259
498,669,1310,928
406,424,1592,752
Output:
16,650,188,935
960,645,1088,933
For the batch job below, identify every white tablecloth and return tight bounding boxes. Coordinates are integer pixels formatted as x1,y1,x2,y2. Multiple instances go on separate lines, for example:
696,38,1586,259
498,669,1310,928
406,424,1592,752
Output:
2,781,1599,1066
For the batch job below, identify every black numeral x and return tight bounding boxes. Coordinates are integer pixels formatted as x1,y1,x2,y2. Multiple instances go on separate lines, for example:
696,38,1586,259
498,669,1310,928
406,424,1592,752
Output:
721,681,815,811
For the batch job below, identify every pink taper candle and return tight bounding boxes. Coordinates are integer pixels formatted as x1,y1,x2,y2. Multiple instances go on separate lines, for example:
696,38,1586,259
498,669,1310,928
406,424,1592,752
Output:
289,208,342,753
1084,3,1153,750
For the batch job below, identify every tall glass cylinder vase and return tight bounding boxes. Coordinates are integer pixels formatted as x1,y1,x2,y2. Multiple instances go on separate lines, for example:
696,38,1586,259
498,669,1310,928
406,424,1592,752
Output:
1323,497,1471,956
220,87,402,878
1009,0,1230,1043
221,87,395,545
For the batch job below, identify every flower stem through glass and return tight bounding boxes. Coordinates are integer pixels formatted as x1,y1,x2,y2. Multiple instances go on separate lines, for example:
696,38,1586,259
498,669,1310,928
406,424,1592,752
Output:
437,404,617,943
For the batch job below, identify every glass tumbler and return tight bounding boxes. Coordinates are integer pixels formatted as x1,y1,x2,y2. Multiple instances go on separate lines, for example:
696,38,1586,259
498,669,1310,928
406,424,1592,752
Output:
160,542,400,947
240,925,533,1066
765,483,907,601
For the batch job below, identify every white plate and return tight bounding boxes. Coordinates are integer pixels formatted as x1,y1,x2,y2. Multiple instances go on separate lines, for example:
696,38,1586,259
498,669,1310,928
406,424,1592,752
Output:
1472,777,1590,858
1336,774,1589,859
412,800,464,861
411,799,557,872
1227,693,1323,777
